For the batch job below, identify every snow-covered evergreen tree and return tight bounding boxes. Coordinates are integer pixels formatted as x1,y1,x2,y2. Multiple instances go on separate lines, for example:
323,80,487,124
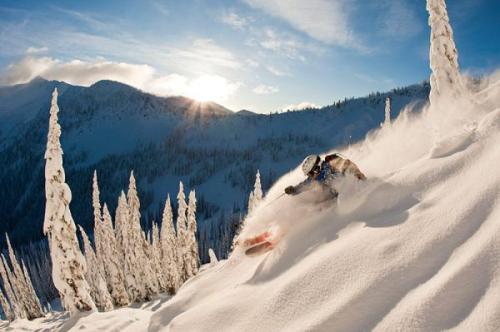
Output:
247,191,255,215
115,191,142,302
427,0,464,105
253,170,263,203
0,254,25,319
101,204,130,306
78,227,113,312
151,222,167,292
186,190,199,278
208,248,218,267
176,182,189,282
384,97,392,127
141,226,160,296
21,260,41,317
127,172,158,300
43,88,95,313
92,171,106,279
160,194,181,294
0,287,14,321
5,235,43,319
114,191,127,261
247,170,264,214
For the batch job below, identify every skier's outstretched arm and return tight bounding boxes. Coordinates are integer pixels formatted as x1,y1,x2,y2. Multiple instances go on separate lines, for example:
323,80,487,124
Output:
284,179,310,195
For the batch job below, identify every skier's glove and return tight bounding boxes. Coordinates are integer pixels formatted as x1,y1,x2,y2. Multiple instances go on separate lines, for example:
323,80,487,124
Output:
284,186,296,195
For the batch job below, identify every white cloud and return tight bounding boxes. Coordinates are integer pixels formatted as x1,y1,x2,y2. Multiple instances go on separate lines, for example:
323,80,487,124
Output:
245,59,259,68
26,46,48,54
0,56,241,103
253,84,279,94
243,0,361,49
220,10,249,30
169,38,242,72
282,101,319,111
266,65,289,77
259,28,306,61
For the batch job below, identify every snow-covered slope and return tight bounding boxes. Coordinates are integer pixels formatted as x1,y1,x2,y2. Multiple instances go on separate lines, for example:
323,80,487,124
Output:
143,72,500,331
5,67,499,332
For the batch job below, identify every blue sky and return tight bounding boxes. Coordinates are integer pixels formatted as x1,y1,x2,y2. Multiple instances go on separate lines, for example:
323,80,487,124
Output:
0,0,498,113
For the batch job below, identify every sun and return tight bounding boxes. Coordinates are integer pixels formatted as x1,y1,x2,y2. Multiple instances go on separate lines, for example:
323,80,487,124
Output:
188,75,237,103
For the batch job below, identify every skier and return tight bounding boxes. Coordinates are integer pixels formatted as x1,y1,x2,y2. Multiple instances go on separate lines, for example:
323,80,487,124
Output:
242,154,365,256
284,153,366,201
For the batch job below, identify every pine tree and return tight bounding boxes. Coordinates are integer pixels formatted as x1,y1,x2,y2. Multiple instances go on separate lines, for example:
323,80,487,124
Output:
114,191,127,263
101,204,130,306
176,182,189,282
384,97,392,127
247,191,255,214
127,172,158,300
160,194,181,294
427,0,464,105
0,254,25,319
5,235,43,319
151,222,167,292
92,171,106,279
186,190,199,278
142,226,160,295
115,191,142,302
43,88,95,313
208,248,218,267
247,170,264,214
0,287,14,321
253,170,263,203
79,227,113,312
21,261,42,318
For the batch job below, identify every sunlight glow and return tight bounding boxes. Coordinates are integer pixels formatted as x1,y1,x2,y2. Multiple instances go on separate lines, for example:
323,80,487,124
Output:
187,75,239,103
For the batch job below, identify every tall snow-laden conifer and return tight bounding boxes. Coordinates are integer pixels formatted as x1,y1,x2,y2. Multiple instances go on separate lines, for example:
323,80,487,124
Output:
43,88,95,313
21,260,42,318
160,195,181,294
247,170,264,214
151,222,167,292
127,172,158,300
176,182,189,281
5,235,43,319
247,191,255,215
427,0,464,105
384,97,392,127
0,287,14,321
0,254,25,319
186,190,199,278
79,227,113,312
115,191,142,302
253,170,263,203
101,204,130,306
114,191,127,262
92,171,106,278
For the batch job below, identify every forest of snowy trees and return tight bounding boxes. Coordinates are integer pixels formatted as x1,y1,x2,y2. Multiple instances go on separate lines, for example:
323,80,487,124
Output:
0,89,211,319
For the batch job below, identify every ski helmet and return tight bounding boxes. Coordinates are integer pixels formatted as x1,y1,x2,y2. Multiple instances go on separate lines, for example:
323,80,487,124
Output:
302,155,320,176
